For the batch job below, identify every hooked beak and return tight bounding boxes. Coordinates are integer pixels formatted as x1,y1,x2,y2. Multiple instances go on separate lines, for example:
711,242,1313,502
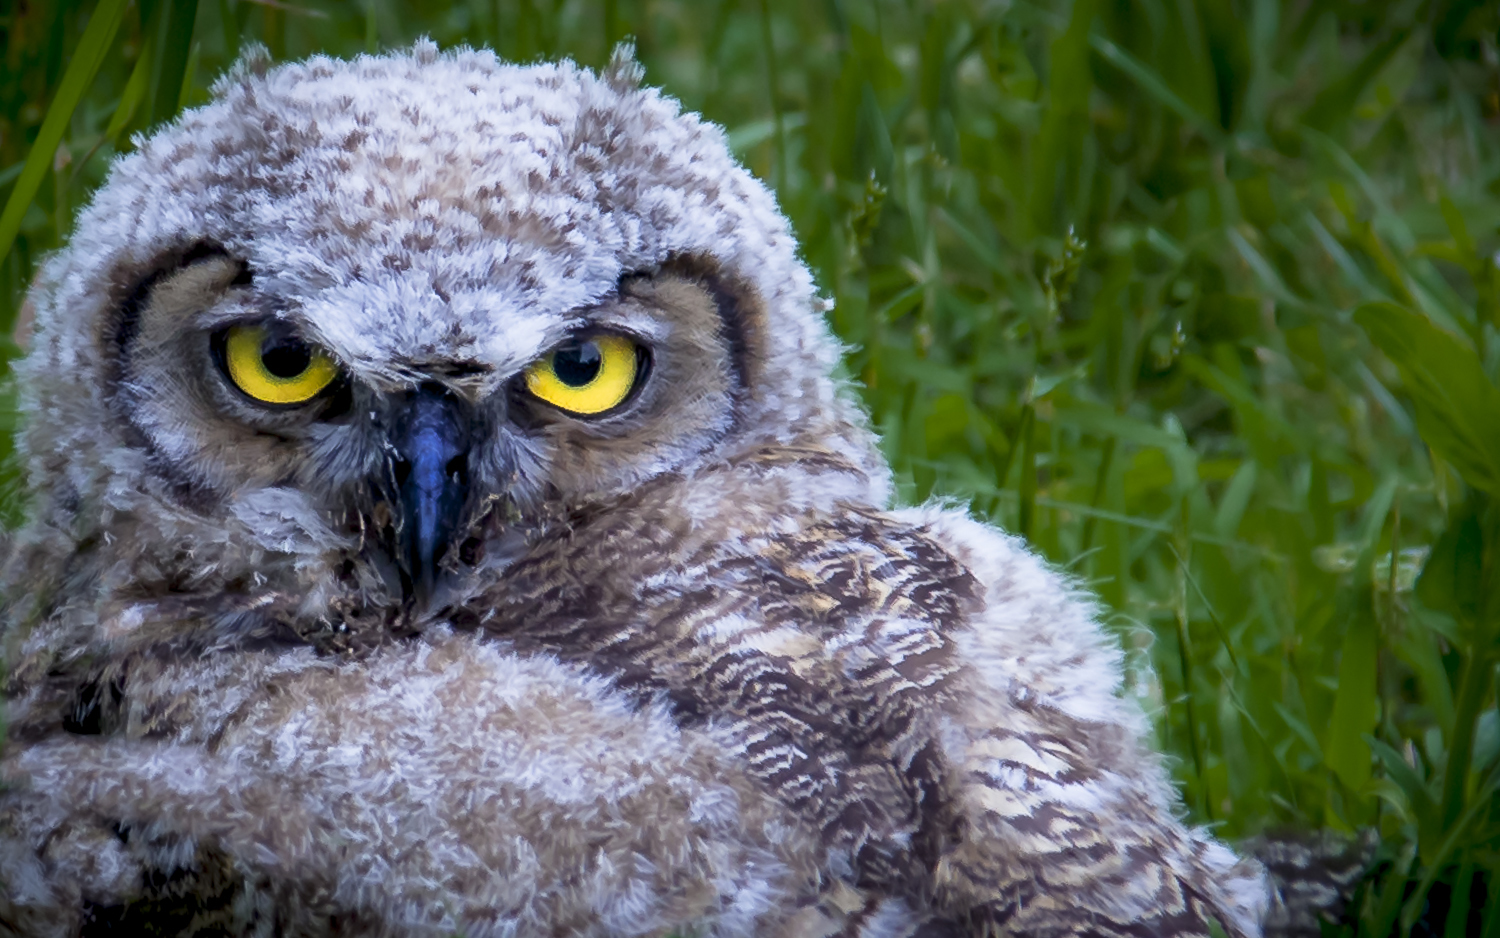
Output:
391,383,471,604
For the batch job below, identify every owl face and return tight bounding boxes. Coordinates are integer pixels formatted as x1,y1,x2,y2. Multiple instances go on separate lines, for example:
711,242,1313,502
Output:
17,44,886,621
115,245,747,601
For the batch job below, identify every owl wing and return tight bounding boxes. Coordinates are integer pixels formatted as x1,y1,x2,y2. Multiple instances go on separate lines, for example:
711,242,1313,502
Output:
467,478,1268,938
903,505,1271,938
929,681,1262,938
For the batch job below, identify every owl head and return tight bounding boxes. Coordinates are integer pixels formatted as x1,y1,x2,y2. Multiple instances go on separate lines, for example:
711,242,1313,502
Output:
7,42,887,645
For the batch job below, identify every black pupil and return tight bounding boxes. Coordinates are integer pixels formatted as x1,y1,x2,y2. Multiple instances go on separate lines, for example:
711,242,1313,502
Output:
261,335,312,379
553,341,602,387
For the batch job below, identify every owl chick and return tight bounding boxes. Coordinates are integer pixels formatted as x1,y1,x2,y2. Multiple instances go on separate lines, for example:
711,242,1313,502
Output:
0,43,1269,937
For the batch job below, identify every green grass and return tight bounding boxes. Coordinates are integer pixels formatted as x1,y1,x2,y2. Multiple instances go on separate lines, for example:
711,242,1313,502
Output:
1,1,1498,933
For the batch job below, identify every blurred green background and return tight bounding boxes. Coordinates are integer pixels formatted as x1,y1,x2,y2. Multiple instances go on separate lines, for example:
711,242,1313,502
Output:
1,0,1497,933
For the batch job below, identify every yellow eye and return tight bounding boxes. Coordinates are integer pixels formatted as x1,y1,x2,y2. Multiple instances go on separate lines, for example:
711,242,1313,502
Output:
523,334,641,415
221,323,339,405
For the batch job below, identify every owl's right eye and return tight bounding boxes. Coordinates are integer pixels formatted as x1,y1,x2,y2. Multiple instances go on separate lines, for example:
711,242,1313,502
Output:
216,322,340,406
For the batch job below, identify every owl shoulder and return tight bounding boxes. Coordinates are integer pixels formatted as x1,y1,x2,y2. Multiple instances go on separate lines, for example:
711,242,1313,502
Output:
882,503,1136,730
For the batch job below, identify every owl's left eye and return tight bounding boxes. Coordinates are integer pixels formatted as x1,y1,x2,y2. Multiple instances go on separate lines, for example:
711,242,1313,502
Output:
217,322,340,406
523,334,645,416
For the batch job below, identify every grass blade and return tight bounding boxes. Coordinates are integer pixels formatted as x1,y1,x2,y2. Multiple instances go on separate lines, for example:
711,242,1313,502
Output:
1326,476,1397,793
1089,33,1228,148
148,0,201,129
0,0,129,284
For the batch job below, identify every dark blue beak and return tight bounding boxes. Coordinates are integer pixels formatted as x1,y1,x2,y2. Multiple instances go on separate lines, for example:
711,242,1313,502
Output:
392,383,470,603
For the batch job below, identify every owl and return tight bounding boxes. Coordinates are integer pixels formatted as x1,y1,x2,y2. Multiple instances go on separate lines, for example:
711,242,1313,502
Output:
0,42,1271,938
